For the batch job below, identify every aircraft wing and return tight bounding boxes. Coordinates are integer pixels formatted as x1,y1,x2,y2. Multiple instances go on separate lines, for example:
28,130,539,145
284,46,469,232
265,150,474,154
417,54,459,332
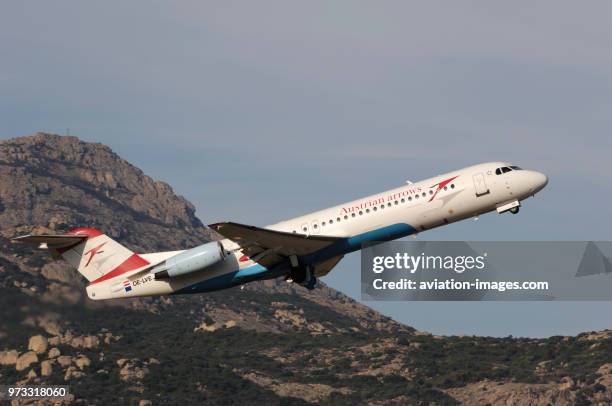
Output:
208,222,341,268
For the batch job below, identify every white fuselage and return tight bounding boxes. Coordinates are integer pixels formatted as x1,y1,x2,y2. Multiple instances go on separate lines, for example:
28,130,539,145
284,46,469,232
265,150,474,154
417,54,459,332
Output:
86,162,548,299
267,161,547,240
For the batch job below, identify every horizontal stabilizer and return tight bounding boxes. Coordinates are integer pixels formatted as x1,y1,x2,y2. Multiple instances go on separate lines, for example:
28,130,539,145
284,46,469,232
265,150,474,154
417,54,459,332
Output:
12,234,87,249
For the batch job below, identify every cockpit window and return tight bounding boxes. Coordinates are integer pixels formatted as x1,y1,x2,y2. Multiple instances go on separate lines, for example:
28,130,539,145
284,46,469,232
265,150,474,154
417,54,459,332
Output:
496,166,516,175
510,165,522,170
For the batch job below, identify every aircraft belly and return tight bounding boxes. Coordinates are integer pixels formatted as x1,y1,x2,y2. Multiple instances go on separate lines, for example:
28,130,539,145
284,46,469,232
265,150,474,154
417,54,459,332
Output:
173,262,279,294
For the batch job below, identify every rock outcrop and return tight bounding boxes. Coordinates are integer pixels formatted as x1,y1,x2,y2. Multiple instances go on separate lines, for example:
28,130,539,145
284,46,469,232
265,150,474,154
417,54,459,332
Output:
40,359,53,376
0,350,18,365
15,351,38,371
27,334,48,354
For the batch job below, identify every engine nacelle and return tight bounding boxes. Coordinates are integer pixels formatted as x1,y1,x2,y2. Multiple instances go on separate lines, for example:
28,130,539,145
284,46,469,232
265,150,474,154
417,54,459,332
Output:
154,241,225,279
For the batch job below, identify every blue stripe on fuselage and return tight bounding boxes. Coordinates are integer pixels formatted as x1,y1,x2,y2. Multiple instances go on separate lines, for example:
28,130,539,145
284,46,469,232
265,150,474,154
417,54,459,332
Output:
173,222,417,295
301,223,417,264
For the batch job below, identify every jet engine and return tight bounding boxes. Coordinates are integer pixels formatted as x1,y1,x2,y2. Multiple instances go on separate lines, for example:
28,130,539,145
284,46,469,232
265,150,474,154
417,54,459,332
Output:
154,241,226,279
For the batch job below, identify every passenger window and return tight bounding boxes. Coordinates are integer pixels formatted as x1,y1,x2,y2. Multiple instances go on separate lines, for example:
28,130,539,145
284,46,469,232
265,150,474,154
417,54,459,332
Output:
429,190,433,195
373,206,377,211
408,196,412,201
329,220,333,224
344,215,348,220
451,184,455,189
366,208,370,213
401,198,405,203
359,211,363,215
415,194,419,199
387,202,392,207
351,213,356,217
422,192,426,197
322,221,326,226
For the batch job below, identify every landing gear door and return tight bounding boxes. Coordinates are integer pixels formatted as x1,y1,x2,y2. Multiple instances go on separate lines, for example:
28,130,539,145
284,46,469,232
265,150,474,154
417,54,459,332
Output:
473,172,489,196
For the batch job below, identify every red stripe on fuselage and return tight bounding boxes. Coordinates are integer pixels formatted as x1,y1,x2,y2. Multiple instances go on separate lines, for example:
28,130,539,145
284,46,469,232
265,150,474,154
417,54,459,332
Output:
89,254,150,284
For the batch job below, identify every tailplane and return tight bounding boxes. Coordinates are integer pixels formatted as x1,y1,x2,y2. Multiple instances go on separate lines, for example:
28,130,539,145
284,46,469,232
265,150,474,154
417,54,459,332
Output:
13,228,150,283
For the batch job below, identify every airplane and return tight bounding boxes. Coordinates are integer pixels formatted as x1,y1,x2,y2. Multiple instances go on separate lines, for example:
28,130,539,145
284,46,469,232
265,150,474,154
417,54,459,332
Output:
13,162,548,300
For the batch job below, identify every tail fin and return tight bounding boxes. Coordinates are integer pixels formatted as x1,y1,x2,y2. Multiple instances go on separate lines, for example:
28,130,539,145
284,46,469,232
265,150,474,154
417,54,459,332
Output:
13,228,149,283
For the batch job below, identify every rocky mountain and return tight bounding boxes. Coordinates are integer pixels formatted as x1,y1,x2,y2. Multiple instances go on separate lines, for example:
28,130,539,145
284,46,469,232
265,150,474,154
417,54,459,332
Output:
0,133,611,405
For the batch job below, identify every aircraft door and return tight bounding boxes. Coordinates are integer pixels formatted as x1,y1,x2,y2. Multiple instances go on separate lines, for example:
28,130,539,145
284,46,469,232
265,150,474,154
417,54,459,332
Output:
473,172,489,196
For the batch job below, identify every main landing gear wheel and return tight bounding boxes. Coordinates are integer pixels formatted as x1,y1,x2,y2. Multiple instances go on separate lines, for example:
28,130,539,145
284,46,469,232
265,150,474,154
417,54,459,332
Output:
304,276,317,290
286,265,317,290
510,206,520,214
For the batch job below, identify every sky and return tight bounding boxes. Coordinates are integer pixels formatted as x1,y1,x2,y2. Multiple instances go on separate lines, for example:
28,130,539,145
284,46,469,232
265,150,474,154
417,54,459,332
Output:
1,1,612,337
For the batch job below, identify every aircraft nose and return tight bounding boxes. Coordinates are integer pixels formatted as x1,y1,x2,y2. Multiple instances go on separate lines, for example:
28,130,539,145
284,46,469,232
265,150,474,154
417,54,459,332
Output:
528,171,548,194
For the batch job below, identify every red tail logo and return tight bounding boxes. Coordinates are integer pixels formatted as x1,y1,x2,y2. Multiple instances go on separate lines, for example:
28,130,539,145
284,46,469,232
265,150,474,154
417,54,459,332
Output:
84,242,107,267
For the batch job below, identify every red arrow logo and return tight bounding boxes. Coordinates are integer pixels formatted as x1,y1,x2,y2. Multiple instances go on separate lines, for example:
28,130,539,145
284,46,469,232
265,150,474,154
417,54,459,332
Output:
84,242,107,267
428,175,459,202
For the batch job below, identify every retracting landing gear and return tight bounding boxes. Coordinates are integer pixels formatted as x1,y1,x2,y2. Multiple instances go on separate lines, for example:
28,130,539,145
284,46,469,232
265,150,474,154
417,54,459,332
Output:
303,268,317,290
496,200,521,215
285,256,317,290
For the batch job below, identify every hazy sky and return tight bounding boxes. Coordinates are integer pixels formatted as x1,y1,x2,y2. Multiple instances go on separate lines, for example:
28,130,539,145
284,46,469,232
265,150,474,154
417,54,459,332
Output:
2,1,612,337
